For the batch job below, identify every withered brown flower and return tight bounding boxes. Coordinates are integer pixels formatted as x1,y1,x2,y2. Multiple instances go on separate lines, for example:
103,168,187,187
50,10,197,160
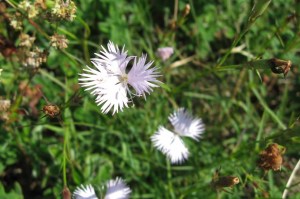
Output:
258,143,285,171
42,104,60,118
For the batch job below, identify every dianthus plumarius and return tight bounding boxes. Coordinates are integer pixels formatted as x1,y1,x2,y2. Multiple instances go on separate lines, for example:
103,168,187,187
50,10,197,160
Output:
79,41,161,114
73,177,131,199
151,108,205,164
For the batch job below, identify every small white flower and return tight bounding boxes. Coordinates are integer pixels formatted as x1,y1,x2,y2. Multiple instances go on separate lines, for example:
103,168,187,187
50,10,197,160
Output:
73,178,131,199
73,184,98,199
169,108,205,140
151,127,189,163
156,47,174,61
151,108,205,164
104,177,131,199
79,41,160,114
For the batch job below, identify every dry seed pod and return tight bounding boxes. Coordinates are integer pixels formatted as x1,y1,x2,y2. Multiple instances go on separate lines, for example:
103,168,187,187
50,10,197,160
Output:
211,169,239,190
258,143,285,171
269,58,291,77
42,104,60,118
213,176,240,189
62,186,71,199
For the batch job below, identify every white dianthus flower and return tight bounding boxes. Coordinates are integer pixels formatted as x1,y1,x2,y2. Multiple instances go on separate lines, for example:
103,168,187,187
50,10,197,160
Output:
79,41,160,114
151,108,205,164
73,177,131,199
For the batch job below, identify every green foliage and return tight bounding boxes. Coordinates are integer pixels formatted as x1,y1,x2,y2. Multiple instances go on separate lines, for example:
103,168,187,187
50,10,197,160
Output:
0,182,23,199
0,0,300,198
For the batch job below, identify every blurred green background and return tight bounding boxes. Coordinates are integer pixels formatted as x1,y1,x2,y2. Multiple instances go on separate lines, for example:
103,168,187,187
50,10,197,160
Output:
0,0,300,198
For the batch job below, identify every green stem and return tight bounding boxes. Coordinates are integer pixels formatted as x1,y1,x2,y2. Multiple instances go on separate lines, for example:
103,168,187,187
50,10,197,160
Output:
39,69,71,92
251,86,287,130
255,110,267,151
62,122,69,187
166,158,175,199
5,0,17,8
215,58,291,76
217,30,247,67
215,59,270,72
77,17,91,62
217,0,271,67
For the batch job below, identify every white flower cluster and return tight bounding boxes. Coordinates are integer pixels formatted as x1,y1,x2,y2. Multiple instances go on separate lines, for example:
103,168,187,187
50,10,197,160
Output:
77,42,206,198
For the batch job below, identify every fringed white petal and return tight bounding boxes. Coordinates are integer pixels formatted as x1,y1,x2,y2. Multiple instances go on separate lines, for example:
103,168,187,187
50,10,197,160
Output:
104,177,131,199
127,54,161,97
169,108,205,140
151,127,189,164
73,184,98,199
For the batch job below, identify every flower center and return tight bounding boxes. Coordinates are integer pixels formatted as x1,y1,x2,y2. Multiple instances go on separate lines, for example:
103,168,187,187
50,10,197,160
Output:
119,73,128,85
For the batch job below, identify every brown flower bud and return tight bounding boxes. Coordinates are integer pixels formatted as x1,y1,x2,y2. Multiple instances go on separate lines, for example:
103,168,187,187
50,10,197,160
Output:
43,104,60,118
62,186,71,199
182,4,190,17
169,20,177,30
211,169,239,190
269,58,292,77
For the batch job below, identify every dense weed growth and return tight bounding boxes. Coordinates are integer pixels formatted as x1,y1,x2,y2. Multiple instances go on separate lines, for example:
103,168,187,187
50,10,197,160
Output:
0,0,300,198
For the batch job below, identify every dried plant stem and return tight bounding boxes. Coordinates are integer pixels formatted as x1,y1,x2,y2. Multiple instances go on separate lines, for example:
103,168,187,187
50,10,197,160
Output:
173,0,178,21
282,159,300,199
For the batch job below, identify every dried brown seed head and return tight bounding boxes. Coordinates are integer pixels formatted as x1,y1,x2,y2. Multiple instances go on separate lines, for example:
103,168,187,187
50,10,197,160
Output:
258,143,285,171
0,99,11,112
19,33,36,48
52,0,77,21
43,104,60,118
50,34,68,49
